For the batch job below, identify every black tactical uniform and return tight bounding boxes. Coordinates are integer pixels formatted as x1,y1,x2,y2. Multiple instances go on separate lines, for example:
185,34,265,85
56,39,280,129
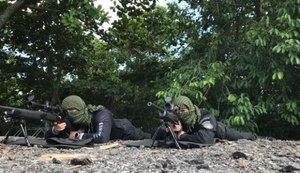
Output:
179,109,257,144
45,109,151,144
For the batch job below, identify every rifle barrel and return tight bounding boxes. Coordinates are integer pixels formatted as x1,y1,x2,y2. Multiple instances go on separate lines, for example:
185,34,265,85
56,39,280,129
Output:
147,102,178,123
0,105,58,122
147,102,165,112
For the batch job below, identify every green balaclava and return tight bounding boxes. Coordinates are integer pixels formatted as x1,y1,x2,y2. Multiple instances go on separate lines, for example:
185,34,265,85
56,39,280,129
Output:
172,95,201,132
61,95,104,126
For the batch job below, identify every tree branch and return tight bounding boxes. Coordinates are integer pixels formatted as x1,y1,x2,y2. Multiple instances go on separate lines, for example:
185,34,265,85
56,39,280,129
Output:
26,4,61,13
254,0,261,21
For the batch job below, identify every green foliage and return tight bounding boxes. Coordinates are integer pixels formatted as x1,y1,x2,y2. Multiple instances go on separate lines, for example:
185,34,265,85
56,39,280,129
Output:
156,0,300,138
243,0,300,135
0,0,110,103
223,93,266,131
156,61,229,105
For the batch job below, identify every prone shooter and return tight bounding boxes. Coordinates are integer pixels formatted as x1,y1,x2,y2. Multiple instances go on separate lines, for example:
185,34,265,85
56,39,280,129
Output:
148,96,257,149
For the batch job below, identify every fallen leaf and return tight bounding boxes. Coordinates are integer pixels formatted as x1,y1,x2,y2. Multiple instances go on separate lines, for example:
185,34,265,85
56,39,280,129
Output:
37,153,95,162
137,155,144,160
98,142,121,150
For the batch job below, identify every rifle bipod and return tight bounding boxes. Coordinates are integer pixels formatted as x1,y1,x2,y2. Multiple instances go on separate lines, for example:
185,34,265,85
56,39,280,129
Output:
151,121,181,150
1,119,31,147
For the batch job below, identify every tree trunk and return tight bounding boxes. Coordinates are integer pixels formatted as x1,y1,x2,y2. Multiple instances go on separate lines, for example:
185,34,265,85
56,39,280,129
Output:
0,0,27,29
254,0,261,21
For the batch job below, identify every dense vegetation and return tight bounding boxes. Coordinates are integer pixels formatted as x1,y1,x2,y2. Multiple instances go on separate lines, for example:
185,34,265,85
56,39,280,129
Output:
0,0,299,139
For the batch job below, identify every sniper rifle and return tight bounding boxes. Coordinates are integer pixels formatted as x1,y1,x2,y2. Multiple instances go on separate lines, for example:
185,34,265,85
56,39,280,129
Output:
147,98,181,149
0,96,69,146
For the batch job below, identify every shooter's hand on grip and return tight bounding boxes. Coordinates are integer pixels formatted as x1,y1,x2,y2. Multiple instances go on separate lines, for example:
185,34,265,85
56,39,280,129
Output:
170,121,185,139
171,121,182,132
52,121,67,133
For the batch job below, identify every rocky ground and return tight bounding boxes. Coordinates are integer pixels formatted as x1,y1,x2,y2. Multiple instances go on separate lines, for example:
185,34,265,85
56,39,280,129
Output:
0,137,300,173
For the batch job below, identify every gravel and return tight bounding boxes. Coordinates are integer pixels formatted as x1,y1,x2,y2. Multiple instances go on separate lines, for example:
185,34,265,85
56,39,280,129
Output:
0,137,300,173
